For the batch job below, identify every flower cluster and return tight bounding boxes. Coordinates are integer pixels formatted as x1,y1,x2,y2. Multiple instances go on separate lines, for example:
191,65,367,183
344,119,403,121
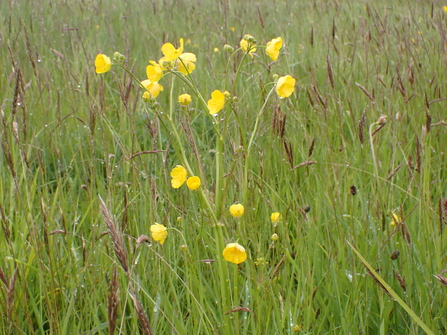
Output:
170,165,201,190
95,32,298,262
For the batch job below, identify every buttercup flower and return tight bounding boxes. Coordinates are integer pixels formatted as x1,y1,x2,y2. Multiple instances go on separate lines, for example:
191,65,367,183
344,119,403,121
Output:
207,90,226,114
390,213,401,227
271,212,281,224
95,54,112,74
178,52,197,75
266,37,283,61
151,223,168,244
229,203,244,218
275,75,296,98
223,243,247,264
170,165,188,188
444,6,447,13
141,79,163,98
186,176,201,190
161,38,184,61
178,93,192,106
240,34,257,57
146,61,163,82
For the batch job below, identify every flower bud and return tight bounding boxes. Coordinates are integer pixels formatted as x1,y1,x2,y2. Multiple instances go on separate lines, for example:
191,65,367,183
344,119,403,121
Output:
224,44,234,53
272,74,279,80
271,233,279,241
113,51,126,63
243,34,256,43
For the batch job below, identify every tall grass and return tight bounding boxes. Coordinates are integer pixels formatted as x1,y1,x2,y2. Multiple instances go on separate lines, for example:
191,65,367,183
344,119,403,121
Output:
1,0,447,334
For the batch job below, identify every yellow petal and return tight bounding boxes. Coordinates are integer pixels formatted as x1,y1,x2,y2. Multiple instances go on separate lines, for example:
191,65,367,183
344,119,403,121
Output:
146,61,163,82
207,90,225,114
266,37,282,61
223,243,247,264
186,176,201,190
229,203,244,218
161,38,184,61
170,165,187,188
275,75,296,98
178,93,192,106
95,54,112,74
150,223,168,244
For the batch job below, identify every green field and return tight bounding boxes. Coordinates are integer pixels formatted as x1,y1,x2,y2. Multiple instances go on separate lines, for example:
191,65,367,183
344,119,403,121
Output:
1,0,447,334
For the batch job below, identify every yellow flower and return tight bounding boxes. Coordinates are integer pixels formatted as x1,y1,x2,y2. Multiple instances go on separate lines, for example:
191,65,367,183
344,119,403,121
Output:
229,203,244,218
146,61,163,82
207,90,226,114
271,212,281,224
178,52,197,75
161,38,184,61
240,34,257,57
265,37,283,61
444,6,447,13
170,165,188,189
95,54,112,74
141,79,163,98
276,75,296,98
390,213,401,227
151,223,168,244
187,176,201,190
271,233,279,241
214,47,220,53
178,93,192,106
223,243,247,264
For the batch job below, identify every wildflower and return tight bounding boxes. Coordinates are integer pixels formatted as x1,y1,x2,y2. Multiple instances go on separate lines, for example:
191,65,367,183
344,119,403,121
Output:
161,38,184,61
146,61,163,82
271,212,281,224
178,93,192,106
186,176,201,190
271,233,279,241
95,54,112,74
170,165,188,189
214,47,220,53
275,75,296,98
141,79,163,98
178,52,197,75
222,243,247,264
207,90,226,114
150,223,168,244
240,34,257,57
229,203,244,218
444,6,447,13
265,37,283,61
390,213,401,227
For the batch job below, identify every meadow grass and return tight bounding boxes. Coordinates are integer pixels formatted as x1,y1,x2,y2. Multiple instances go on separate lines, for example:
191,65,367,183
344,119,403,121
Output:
1,0,447,334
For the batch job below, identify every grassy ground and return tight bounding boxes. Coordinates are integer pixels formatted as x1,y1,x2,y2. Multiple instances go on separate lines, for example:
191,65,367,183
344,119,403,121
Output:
1,0,447,334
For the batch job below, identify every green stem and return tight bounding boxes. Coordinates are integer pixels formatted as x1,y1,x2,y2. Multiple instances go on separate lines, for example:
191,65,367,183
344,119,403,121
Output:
369,122,380,193
243,85,276,204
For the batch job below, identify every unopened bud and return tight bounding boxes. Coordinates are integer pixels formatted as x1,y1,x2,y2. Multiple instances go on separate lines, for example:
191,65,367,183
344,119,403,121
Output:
243,34,256,43
271,233,279,241
272,74,279,80
224,44,234,53
113,52,126,63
